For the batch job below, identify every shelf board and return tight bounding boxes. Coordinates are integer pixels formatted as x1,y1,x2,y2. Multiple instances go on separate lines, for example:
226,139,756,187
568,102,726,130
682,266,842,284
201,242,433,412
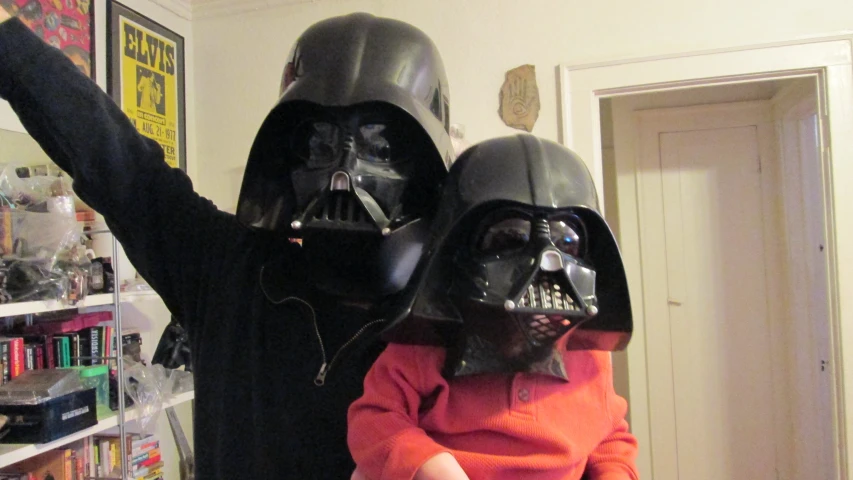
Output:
0,390,194,469
119,290,160,303
0,294,115,318
0,289,164,318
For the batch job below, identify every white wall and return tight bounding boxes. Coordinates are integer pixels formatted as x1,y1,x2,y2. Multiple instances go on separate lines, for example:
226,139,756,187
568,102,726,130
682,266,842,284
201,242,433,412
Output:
191,0,853,210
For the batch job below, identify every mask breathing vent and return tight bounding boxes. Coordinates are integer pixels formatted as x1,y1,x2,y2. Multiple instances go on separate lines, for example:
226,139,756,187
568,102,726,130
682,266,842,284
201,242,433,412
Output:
314,192,371,225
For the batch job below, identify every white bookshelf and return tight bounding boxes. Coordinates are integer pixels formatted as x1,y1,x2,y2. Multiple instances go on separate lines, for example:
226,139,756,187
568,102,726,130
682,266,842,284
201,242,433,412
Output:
0,390,194,469
0,288,162,319
0,294,116,318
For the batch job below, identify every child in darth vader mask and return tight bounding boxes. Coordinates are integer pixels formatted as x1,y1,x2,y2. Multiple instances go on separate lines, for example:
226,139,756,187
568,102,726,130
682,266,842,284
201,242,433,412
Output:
347,134,639,480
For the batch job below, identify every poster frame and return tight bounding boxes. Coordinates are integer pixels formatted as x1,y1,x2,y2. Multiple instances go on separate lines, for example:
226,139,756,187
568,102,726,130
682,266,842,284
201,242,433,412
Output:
106,0,186,172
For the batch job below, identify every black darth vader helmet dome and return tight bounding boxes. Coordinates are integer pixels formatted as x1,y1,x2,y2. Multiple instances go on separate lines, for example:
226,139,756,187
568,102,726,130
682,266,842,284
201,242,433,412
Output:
381,134,632,375
235,13,453,300
236,12,452,234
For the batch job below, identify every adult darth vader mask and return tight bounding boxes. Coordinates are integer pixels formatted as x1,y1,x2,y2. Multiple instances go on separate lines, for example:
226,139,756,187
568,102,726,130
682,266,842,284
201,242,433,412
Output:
380,135,632,378
235,13,453,300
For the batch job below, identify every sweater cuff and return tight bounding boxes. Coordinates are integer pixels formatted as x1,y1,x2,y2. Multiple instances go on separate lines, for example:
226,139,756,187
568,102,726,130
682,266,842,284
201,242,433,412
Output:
0,17,53,98
378,431,450,480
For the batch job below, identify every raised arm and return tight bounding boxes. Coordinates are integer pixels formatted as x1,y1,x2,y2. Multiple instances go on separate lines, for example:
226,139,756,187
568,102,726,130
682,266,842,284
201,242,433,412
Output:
0,13,241,324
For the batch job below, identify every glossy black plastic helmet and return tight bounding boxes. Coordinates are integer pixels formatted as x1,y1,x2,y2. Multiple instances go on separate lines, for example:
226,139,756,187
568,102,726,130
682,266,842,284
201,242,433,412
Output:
381,134,632,375
235,13,453,299
236,12,452,234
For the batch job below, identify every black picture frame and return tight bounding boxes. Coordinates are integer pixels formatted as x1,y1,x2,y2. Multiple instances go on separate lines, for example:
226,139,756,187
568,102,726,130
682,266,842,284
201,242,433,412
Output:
4,0,96,79
106,0,186,172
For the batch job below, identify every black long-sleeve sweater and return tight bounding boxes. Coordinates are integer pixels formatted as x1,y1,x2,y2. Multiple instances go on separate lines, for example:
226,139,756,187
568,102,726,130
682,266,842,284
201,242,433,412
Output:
0,18,385,479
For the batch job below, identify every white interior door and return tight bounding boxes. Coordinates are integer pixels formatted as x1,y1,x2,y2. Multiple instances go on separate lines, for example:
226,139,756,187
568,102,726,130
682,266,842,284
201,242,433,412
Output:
663,126,776,479
636,102,792,480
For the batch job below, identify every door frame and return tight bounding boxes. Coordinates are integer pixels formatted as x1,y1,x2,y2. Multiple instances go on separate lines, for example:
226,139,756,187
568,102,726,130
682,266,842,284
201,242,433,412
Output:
559,38,853,479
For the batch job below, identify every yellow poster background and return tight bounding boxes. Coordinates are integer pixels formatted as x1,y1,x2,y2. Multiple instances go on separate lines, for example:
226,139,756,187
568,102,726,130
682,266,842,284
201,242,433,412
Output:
119,17,180,168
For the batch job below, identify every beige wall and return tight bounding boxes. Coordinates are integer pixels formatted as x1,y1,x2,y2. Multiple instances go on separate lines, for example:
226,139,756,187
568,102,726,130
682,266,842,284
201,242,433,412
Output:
190,0,853,210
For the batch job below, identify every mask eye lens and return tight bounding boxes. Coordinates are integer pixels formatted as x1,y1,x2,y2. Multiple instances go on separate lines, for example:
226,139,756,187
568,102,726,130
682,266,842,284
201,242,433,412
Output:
550,218,582,257
291,121,341,168
359,124,392,164
477,217,531,256
307,122,341,167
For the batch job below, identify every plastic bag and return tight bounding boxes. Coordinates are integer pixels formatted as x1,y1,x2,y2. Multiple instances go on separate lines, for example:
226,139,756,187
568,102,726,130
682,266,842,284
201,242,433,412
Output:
0,369,85,406
123,357,193,436
0,165,87,304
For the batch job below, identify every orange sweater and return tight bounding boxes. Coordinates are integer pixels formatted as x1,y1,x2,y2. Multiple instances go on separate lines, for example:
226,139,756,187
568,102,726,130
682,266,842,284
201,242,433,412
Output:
347,343,639,480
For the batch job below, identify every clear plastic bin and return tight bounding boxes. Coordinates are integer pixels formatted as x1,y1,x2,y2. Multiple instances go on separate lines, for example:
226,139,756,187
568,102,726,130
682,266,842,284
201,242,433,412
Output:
66,364,109,418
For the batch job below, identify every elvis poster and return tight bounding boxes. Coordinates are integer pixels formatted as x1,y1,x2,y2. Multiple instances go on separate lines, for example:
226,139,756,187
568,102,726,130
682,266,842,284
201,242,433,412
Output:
108,2,186,171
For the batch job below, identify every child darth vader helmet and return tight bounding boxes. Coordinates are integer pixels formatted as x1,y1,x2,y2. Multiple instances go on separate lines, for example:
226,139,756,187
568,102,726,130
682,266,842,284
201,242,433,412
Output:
381,134,632,377
235,13,453,300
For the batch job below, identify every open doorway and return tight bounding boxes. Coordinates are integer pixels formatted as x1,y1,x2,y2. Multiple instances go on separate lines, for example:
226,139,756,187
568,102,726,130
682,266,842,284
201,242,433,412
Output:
559,38,853,480
601,78,833,480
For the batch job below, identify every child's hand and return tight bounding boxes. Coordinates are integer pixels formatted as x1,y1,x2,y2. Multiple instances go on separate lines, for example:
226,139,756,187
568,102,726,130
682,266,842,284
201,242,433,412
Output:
414,452,470,480
350,468,369,480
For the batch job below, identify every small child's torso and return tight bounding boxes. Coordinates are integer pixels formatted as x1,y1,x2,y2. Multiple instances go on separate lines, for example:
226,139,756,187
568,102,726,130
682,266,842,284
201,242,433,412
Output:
417,348,621,480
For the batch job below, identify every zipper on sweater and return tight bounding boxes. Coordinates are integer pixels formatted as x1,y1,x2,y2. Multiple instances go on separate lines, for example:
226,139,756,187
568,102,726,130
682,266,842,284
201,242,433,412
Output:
312,317,385,386
258,267,386,387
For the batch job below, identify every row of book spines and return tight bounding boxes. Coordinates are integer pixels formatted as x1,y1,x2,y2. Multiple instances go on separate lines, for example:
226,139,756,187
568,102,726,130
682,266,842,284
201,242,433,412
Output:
129,437,162,477
0,443,80,480
0,434,163,480
0,329,141,383
83,435,163,480
94,434,163,479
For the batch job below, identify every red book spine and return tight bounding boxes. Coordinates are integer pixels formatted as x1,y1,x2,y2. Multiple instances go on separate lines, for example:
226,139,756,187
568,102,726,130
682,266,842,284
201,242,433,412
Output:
35,345,44,369
45,334,55,368
10,338,24,378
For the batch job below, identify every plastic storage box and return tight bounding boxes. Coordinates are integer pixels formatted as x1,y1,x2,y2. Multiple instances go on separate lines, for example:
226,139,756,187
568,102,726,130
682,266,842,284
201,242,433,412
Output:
66,364,109,418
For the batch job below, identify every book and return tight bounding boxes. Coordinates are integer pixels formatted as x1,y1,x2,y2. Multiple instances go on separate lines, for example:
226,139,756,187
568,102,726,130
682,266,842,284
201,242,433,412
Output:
23,344,34,371
0,339,8,382
0,337,26,379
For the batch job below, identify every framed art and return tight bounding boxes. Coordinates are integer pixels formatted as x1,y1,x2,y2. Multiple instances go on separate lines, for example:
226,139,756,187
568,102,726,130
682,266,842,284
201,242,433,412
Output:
1,0,95,78
106,0,186,171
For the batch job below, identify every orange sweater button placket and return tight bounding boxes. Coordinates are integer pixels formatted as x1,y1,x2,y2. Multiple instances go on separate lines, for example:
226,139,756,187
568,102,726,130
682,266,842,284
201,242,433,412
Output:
509,374,537,417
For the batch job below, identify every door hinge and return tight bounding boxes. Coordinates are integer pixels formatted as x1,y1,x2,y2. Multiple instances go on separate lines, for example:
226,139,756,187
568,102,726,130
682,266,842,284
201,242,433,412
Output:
757,155,762,173
821,359,829,372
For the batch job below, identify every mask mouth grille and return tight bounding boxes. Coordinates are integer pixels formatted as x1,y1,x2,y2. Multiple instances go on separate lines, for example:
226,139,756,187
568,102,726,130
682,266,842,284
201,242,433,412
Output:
515,272,579,345
518,273,578,311
525,314,573,343
310,192,372,226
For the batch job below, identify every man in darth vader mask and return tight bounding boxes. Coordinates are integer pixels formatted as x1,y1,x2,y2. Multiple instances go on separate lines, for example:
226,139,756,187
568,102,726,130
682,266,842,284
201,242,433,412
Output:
0,8,452,478
237,15,452,300
349,135,638,479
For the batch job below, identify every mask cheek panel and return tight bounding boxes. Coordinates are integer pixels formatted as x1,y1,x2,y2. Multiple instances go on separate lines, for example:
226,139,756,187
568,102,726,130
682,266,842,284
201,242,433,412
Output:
565,261,597,312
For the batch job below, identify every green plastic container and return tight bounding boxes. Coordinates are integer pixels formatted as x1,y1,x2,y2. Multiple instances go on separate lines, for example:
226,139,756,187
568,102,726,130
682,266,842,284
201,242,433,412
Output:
66,365,109,419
